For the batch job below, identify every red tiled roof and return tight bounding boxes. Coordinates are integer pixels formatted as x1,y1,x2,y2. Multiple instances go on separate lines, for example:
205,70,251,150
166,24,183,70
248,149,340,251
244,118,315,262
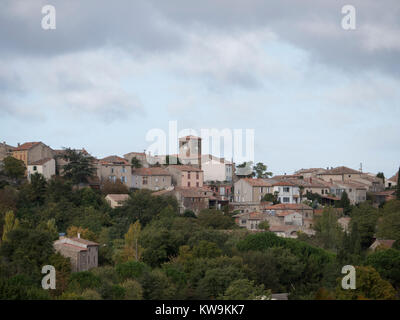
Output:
71,237,99,246
100,155,129,165
242,178,271,187
262,203,313,211
132,167,171,176
29,158,53,165
372,239,396,248
14,142,41,151
61,243,87,252
320,166,361,175
389,172,399,182
273,181,297,187
167,165,203,172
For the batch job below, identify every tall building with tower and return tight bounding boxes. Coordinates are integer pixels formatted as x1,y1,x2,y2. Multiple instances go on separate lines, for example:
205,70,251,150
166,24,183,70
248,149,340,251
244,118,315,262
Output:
179,135,202,169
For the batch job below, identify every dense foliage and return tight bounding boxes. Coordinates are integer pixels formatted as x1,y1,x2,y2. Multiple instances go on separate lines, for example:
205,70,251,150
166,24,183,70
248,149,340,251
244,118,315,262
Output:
0,169,400,300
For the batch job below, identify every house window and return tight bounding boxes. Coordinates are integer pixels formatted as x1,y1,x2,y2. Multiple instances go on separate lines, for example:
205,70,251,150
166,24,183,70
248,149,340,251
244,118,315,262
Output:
121,176,126,183
33,166,37,171
283,187,290,192
241,219,246,224
111,168,114,173
188,172,191,179
143,177,148,185
283,197,290,203
196,172,199,179
188,182,191,187
121,167,126,173
196,182,199,187
321,189,324,194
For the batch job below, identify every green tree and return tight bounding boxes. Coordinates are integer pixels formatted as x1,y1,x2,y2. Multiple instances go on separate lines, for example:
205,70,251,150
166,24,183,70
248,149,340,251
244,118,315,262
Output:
397,167,400,200
258,221,270,231
313,207,343,251
0,228,54,281
262,192,280,204
192,240,222,259
121,279,143,300
252,162,273,179
376,172,385,184
350,202,379,249
2,211,19,242
61,148,96,184
123,221,143,262
197,209,235,230
220,279,271,300
365,248,400,290
336,266,396,300
336,191,351,215
376,200,400,241
2,156,26,183
130,157,142,168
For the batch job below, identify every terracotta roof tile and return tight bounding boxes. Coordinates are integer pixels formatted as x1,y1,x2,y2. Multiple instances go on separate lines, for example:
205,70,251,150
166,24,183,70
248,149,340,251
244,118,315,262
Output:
14,142,41,151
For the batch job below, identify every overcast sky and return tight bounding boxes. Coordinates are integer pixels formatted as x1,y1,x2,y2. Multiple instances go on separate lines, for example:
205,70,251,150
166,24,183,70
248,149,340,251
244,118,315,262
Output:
0,0,399,177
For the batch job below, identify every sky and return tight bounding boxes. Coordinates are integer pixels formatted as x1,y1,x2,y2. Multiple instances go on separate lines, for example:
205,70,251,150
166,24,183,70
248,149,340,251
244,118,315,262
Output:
0,0,399,177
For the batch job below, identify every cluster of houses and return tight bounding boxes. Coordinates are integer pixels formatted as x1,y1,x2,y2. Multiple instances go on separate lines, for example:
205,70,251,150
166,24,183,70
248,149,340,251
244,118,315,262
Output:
1,138,398,239
1,138,398,273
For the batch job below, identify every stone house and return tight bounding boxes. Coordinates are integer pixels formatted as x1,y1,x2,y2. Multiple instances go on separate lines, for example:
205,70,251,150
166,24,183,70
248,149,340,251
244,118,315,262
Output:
27,158,56,181
105,194,130,208
54,235,99,272
317,166,363,183
385,172,398,189
330,180,367,204
272,181,300,204
132,167,172,191
12,141,54,168
123,152,149,168
0,141,15,161
234,178,273,203
201,154,233,182
97,155,132,187
166,165,204,188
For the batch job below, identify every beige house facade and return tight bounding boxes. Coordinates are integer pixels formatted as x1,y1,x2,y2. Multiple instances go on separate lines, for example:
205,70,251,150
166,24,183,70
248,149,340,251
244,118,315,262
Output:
166,165,204,188
132,167,172,190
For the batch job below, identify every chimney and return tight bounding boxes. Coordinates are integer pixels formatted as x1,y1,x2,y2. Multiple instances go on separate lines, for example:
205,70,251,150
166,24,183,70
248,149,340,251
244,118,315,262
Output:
77,233,81,239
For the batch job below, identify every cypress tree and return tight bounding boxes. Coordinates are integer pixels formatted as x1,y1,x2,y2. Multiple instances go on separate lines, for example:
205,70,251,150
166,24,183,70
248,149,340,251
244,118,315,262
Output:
396,167,400,200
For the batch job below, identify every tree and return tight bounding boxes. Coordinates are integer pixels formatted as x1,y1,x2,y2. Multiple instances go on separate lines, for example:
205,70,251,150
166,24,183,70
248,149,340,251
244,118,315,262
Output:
2,156,25,183
192,240,222,259
252,162,273,179
0,228,54,282
397,167,400,200
376,200,400,241
262,192,280,204
376,172,385,184
67,226,97,242
350,203,378,249
197,209,236,230
2,211,19,242
220,279,271,300
258,221,270,231
335,266,396,300
365,248,400,290
121,279,143,300
336,191,351,215
130,157,142,169
123,221,143,262
313,207,343,251
61,148,96,185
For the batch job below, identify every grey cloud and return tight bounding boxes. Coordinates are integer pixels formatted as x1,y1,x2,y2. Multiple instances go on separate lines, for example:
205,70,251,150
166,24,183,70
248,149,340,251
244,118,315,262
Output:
1,0,399,81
